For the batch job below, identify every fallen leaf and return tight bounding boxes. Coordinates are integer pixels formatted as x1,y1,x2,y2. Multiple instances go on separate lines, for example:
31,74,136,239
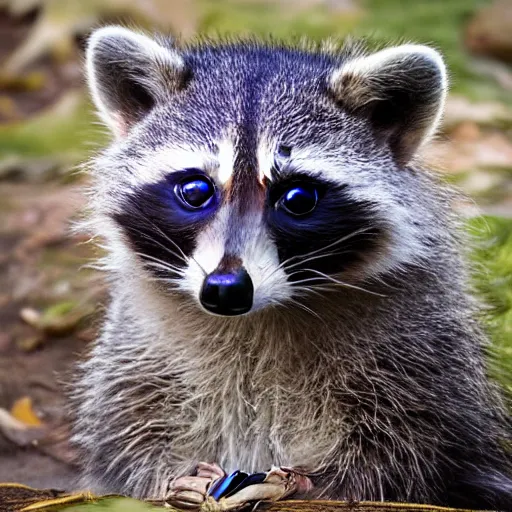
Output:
19,302,94,336
0,408,46,447
10,397,43,427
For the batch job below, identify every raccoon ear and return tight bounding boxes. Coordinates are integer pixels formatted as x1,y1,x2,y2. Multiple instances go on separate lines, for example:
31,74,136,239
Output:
330,45,447,165
86,26,187,137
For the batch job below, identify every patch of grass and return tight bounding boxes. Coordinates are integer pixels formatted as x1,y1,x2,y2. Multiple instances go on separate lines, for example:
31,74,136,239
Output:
198,0,358,40
64,497,160,511
469,215,512,392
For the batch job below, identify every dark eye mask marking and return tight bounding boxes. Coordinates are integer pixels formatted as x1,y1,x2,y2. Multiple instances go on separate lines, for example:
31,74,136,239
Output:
265,176,383,280
113,171,219,278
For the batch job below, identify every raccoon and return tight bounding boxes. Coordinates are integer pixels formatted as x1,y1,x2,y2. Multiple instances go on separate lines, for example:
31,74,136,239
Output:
72,26,512,510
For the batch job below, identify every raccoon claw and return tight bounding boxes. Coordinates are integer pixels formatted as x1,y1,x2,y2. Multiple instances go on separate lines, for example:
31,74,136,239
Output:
207,470,267,500
165,462,226,510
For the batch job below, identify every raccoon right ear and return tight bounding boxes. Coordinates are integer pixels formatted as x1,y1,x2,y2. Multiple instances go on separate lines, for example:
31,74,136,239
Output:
330,45,447,165
86,26,187,137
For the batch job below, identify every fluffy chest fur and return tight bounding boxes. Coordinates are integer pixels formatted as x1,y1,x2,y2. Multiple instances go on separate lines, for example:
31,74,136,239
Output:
146,309,347,475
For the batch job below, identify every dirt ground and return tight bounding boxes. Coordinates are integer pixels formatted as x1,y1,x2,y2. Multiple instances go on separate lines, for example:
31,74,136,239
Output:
0,181,102,489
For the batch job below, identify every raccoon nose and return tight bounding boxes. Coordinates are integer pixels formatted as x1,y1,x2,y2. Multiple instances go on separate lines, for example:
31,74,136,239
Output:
200,268,254,316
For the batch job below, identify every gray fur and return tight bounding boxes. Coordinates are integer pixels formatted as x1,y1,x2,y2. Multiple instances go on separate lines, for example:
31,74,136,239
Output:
72,27,512,510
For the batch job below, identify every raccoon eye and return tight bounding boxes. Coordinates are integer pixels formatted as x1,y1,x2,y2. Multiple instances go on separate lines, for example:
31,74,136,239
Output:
279,186,318,216
175,176,215,209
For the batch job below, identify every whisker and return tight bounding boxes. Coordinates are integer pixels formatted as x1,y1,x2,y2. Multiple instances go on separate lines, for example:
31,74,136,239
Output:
294,286,334,297
135,252,184,274
134,209,208,276
147,276,182,287
143,261,184,276
281,226,376,271
294,287,326,299
259,226,377,289
290,269,387,298
127,226,188,265
283,248,359,273
287,297,322,321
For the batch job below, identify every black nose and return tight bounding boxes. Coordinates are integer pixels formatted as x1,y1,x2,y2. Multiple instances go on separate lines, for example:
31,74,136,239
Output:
200,267,254,316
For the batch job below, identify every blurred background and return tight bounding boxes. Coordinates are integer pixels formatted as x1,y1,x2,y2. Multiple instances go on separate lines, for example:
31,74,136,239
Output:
0,0,511,495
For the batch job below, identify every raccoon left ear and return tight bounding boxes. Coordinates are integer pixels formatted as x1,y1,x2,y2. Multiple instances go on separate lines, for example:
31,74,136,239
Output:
330,45,447,165
86,26,187,137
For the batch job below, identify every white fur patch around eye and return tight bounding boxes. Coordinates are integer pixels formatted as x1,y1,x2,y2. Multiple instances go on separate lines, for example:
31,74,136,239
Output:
178,206,229,300
256,142,365,186
127,145,215,187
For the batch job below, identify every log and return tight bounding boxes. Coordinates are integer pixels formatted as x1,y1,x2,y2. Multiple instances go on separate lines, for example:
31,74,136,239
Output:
0,484,492,512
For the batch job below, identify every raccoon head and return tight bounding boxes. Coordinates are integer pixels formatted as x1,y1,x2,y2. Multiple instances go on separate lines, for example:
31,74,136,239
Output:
86,26,447,317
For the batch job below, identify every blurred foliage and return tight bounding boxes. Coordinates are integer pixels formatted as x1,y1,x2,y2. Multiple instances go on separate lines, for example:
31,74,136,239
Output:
358,0,507,103
65,497,160,512
198,0,509,103
469,215,512,392
1,0,197,73
0,93,105,168
1,0,509,166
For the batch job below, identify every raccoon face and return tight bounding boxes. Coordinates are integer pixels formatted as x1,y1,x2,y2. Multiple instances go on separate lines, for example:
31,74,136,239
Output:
86,27,447,317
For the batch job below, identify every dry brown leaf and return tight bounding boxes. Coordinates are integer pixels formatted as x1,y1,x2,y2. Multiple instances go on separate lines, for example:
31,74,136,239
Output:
0,408,46,447
10,396,43,427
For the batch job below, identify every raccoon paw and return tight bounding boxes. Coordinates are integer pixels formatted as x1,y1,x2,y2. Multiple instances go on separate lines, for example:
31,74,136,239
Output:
166,465,313,511
213,467,314,510
165,462,226,510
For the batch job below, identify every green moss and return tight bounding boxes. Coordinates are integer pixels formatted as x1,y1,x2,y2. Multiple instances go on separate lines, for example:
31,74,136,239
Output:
469,215,512,392
41,300,77,321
